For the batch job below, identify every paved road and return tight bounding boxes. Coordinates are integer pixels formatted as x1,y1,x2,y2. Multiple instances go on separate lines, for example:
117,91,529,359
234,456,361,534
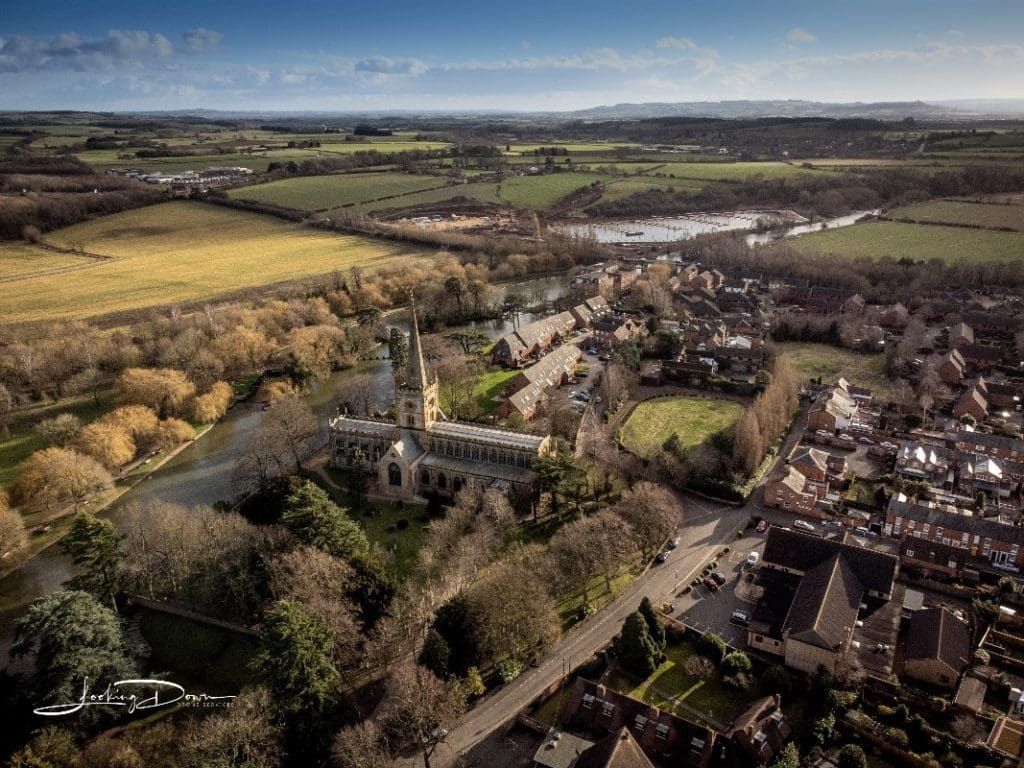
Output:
424,406,811,766
430,498,750,766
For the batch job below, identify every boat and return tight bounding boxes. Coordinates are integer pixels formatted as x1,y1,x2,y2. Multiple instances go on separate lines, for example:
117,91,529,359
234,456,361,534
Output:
625,231,643,237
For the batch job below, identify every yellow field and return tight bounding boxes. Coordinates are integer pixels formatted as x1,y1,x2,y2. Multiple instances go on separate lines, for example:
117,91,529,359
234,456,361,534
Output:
0,242,97,279
0,201,431,323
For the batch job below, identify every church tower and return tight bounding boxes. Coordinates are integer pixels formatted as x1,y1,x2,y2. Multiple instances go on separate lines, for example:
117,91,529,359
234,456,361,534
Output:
396,300,439,431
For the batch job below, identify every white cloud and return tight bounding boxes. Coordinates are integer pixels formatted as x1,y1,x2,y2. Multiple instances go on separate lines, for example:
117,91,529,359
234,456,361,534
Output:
785,27,816,43
183,28,223,53
0,29,174,73
656,36,698,50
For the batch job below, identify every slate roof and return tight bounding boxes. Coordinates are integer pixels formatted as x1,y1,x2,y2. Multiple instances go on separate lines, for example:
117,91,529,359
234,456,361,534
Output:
888,498,1024,545
328,416,397,440
418,452,534,483
430,421,547,451
761,527,898,597
783,554,862,651
904,607,971,673
574,728,655,768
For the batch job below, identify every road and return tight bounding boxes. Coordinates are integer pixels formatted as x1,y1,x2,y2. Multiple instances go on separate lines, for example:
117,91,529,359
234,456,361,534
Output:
426,405,810,766
429,496,749,766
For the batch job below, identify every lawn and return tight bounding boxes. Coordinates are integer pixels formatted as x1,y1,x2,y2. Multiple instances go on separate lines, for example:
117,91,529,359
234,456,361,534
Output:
776,342,891,398
227,172,448,211
648,161,836,182
556,572,634,630
607,639,750,726
619,396,743,458
138,609,258,693
0,201,431,323
0,242,96,278
886,199,1024,231
473,368,520,414
346,181,502,216
790,220,1024,263
0,390,114,496
497,173,608,209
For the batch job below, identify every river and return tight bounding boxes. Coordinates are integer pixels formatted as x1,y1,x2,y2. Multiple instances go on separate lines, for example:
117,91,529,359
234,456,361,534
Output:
0,274,569,660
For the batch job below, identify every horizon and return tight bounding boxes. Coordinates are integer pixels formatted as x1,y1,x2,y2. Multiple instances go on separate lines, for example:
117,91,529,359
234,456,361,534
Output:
2,0,1023,112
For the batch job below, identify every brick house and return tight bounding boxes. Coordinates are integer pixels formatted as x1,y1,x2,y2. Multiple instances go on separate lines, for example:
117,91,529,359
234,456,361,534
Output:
939,349,967,387
902,607,971,689
953,387,989,423
953,431,1024,466
726,695,792,766
564,679,715,767
898,536,967,578
807,385,859,433
949,321,974,349
763,467,824,516
886,498,1024,569
497,344,582,422
492,311,578,367
593,315,645,349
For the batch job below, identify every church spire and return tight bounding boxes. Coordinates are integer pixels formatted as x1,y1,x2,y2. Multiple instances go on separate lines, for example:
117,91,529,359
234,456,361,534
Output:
407,296,429,390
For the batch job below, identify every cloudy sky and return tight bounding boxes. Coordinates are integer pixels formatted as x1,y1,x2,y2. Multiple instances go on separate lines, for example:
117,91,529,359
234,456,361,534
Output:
1,0,1023,111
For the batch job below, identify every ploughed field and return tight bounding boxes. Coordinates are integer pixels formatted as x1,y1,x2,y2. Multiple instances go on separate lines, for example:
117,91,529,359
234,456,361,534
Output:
0,201,430,324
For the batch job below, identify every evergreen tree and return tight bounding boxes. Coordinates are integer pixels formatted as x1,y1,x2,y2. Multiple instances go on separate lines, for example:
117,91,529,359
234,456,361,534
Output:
837,744,868,768
615,612,660,678
61,511,124,609
348,550,397,628
13,590,135,728
638,597,666,651
281,478,368,560
769,742,800,768
419,629,452,678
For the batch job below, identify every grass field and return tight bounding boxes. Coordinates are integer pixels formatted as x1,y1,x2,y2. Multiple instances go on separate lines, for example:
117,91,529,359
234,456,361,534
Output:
776,342,891,397
0,201,429,323
0,242,97,278
619,396,743,457
228,172,448,211
790,220,1024,263
347,180,502,215
647,161,836,182
473,368,521,414
886,199,1024,231
497,172,607,209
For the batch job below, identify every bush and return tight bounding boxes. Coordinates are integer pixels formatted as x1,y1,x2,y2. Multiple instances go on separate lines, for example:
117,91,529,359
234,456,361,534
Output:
882,726,910,749
496,658,522,684
837,744,869,768
721,651,752,676
697,632,728,664
761,664,791,694
396,518,409,530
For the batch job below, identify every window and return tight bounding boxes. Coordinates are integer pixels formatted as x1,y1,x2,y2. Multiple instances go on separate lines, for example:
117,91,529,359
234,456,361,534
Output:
601,702,614,717
655,724,669,740
438,474,447,490
634,715,648,730
405,416,414,427
582,694,595,710
420,470,430,485
905,549,915,558
388,463,402,487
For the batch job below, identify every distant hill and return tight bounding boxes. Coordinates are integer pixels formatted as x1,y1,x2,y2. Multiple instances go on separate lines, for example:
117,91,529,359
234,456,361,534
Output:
564,100,962,120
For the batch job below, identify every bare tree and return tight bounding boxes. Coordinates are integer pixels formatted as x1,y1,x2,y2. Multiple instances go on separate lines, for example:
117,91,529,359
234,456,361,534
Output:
332,721,394,768
11,447,113,511
260,396,318,470
377,664,466,758
612,481,682,560
435,353,482,421
550,510,637,599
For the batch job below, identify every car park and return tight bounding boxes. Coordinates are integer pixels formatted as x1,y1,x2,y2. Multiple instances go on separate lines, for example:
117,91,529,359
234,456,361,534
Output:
793,519,816,532
730,610,750,626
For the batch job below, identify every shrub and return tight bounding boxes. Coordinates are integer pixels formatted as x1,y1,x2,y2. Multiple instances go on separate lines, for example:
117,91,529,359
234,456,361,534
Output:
496,658,522,683
721,651,752,676
697,632,727,664
396,518,409,530
882,726,910,749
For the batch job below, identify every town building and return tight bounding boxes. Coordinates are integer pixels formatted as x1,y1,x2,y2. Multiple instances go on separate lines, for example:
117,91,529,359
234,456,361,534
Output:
498,345,582,421
807,382,860,433
902,607,971,689
330,305,553,502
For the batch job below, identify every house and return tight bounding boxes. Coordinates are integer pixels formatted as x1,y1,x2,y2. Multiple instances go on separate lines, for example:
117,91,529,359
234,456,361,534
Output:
573,728,653,768
564,679,715,767
593,315,645,348
493,311,578,367
807,384,859,433
953,431,1024,465
939,349,967,386
747,528,899,674
789,444,846,483
953,387,989,423
886,498,1024,569
895,441,953,485
498,345,582,421
726,695,792,766
954,677,988,713
959,344,1003,373
949,322,974,349
898,535,967,578
777,287,865,315
902,607,971,689
533,728,595,768
763,467,825,516
962,310,1022,335
570,296,611,329
981,379,1022,410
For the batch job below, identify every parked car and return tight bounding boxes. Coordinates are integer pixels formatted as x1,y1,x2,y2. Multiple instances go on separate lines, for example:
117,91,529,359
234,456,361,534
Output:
793,519,816,532
880,441,898,450
656,550,670,563
711,571,727,585
598,354,611,362
703,576,719,591
730,610,751,626
815,429,831,438
746,551,759,567
857,436,875,445
755,519,769,534
838,434,855,443
667,536,680,549
853,526,876,536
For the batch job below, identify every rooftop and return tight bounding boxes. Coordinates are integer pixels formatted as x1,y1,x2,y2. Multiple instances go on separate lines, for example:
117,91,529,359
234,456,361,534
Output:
431,420,547,451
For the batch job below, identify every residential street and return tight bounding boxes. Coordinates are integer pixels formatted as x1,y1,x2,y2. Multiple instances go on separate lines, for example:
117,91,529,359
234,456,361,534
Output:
424,406,810,767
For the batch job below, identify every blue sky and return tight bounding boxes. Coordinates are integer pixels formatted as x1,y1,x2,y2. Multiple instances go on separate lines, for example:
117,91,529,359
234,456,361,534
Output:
1,0,1022,111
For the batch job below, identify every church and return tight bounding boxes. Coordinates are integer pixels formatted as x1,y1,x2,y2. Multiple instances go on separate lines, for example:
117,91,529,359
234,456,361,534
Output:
329,305,554,503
